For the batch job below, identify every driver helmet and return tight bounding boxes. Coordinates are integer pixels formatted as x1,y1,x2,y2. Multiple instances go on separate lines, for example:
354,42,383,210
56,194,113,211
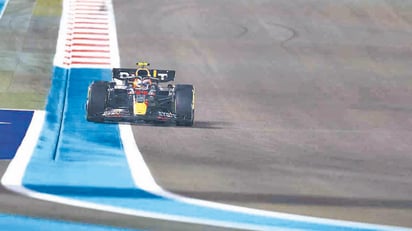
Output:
133,77,142,88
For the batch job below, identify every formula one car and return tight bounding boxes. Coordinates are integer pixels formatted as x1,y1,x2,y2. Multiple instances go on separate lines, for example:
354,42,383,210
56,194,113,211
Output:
86,62,195,126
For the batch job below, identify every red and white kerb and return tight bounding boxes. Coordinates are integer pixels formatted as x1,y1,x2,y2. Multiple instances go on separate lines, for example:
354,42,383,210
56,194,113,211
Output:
54,0,119,68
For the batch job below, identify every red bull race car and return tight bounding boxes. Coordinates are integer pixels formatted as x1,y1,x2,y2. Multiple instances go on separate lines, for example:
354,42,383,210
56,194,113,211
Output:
86,62,195,126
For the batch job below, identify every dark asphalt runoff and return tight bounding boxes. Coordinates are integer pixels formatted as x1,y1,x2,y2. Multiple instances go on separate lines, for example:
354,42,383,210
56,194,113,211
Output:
114,0,412,227
1,0,412,230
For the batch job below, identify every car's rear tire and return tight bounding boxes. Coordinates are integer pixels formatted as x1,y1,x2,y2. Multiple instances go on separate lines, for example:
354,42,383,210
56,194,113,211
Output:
174,84,195,127
86,81,108,122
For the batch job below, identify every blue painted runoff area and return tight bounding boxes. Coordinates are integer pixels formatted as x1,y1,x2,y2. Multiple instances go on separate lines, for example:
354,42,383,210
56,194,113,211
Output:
0,110,33,159
0,0,7,17
0,213,136,231
21,66,404,230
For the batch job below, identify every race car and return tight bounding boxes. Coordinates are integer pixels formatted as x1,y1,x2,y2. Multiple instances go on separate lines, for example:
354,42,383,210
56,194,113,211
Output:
86,62,195,126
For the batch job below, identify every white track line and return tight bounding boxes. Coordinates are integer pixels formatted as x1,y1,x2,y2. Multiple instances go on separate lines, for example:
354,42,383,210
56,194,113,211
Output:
0,0,10,19
2,111,45,187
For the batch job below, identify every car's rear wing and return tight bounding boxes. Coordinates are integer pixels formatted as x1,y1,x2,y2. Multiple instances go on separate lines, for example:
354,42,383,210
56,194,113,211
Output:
112,68,176,82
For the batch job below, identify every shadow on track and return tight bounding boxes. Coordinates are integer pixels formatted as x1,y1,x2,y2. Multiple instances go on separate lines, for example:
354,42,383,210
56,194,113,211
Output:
171,190,412,209
127,120,232,129
23,184,412,209
23,184,160,199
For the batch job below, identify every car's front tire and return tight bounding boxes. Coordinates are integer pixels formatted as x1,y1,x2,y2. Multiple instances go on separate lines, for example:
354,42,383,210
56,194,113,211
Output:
86,81,108,122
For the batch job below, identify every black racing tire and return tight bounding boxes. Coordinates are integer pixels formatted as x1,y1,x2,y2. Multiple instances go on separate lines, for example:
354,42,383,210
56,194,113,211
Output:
86,81,108,122
174,84,195,127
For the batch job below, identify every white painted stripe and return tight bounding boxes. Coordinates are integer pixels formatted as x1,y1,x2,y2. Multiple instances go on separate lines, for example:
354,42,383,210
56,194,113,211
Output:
67,63,111,67
70,49,109,53
71,4,105,8
71,2,106,5
54,0,71,67
72,14,108,19
71,45,110,50
71,35,110,40
71,57,110,62
72,26,108,31
3,186,282,231
0,0,10,19
72,22,109,26
107,0,119,69
71,18,108,22
70,40,110,46
119,125,159,192
70,55,110,60
0,122,11,125
0,108,37,111
69,59,111,64
71,28,109,34
72,4,106,8
73,7,106,12
71,52,110,57
70,63,111,68
1,111,45,186
71,10,108,14
71,23,108,29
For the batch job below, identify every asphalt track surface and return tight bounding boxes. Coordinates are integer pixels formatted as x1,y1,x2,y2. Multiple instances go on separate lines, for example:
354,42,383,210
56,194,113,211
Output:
115,0,412,227
0,0,412,230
